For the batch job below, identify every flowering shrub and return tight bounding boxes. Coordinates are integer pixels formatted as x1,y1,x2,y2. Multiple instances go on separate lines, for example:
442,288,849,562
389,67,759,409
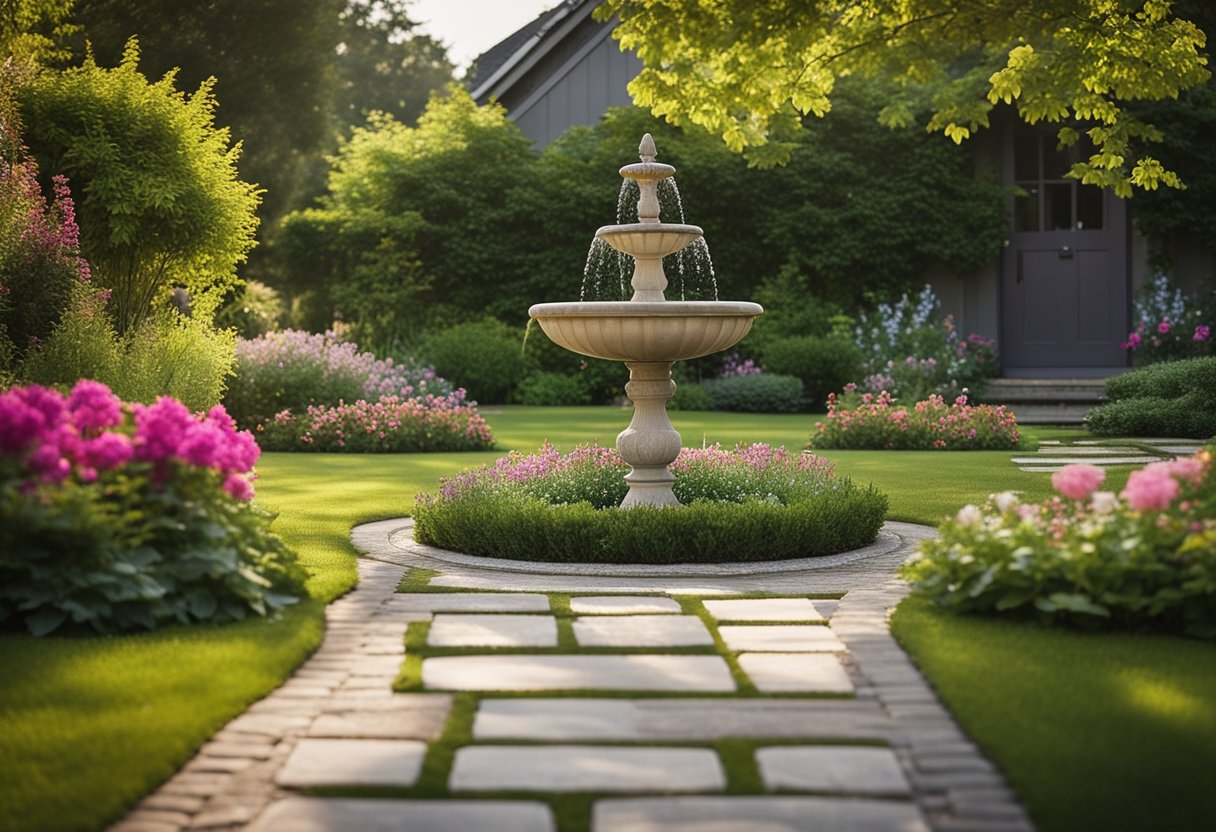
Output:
414,442,886,563
720,352,763,377
1121,273,1214,364
809,388,1020,450
854,285,998,401
256,395,494,453
224,329,456,429
903,450,1216,637
0,382,305,636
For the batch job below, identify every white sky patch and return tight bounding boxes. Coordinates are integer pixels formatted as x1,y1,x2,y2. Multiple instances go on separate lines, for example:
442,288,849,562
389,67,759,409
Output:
408,0,562,72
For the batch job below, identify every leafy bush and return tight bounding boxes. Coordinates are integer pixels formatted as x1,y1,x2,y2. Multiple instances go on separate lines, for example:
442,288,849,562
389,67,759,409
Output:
522,325,626,405
810,388,1020,450
855,285,998,401
1119,273,1214,365
762,335,861,411
225,329,453,429
903,452,1216,638
0,382,305,636
670,379,713,411
215,280,286,339
1087,357,1216,439
255,395,493,453
418,319,528,404
414,442,886,563
702,373,804,413
517,372,591,406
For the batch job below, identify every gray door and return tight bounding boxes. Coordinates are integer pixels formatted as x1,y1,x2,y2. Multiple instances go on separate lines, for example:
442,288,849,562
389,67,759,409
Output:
1000,121,1129,373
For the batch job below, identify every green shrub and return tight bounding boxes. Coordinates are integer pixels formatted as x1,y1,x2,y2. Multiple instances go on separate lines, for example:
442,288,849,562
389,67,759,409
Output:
702,373,804,413
522,325,625,404
414,443,886,563
21,286,122,388
517,371,591,406
215,280,285,339
418,319,528,404
1087,357,1216,439
762,335,861,411
670,380,713,411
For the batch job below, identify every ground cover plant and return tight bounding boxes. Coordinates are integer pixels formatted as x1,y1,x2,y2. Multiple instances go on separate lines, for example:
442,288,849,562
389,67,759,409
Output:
414,442,886,562
0,382,305,636
1086,356,1216,439
905,452,1216,636
810,389,1019,451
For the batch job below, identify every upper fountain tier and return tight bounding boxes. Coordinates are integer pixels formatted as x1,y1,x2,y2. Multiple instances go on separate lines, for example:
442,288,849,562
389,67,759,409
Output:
595,133,702,302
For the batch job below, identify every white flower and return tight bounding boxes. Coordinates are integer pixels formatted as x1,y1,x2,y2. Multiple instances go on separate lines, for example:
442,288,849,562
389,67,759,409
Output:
955,504,983,526
1089,491,1121,514
993,491,1020,512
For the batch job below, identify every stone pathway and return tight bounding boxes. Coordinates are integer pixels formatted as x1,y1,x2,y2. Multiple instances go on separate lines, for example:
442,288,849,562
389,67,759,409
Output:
1014,437,1204,473
110,520,1035,832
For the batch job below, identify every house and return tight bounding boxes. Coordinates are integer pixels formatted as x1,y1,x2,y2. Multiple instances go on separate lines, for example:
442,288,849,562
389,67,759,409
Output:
471,1,1213,403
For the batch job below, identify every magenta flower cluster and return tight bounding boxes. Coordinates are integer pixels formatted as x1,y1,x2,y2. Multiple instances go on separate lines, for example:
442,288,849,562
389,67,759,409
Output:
811,389,1019,451
256,395,493,454
0,381,259,500
719,351,763,377
1120,274,1214,362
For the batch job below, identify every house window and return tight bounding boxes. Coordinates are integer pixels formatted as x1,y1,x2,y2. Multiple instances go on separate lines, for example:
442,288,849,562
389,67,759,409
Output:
1013,123,1104,232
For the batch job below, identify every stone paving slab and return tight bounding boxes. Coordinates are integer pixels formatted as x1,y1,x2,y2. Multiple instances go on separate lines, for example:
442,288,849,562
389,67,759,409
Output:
703,598,825,622
308,693,451,740
450,745,726,792
718,624,846,653
389,593,550,612
427,614,558,648
473,698,896,741
247,797,556,832
1011,455,1157,465
757,746,912,795
592,796,930,832
274,738,426,788
572,614,714,647
570,595,682,614
738,653,854,693
423,654,736,692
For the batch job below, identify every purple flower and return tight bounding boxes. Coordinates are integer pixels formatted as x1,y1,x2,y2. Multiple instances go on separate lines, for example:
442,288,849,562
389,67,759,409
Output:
68,380,124,432
1195,324,1210,342
81,432,134,471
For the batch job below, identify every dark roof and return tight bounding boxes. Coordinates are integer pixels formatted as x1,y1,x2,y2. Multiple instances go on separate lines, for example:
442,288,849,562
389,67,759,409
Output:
466,2,569,90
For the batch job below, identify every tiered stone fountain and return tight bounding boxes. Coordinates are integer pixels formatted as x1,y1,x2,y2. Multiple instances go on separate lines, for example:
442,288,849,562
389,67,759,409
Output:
529,134,763,508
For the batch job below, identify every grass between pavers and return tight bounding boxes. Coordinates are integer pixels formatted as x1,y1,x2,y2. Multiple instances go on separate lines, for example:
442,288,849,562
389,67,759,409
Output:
891,597,1216,832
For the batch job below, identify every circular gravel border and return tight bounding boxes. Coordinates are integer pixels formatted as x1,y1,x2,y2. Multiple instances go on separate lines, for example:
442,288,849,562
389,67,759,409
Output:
385,517,904,578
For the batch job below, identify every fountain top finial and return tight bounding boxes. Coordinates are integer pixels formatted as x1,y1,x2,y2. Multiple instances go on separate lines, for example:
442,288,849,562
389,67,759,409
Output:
639,133,657,162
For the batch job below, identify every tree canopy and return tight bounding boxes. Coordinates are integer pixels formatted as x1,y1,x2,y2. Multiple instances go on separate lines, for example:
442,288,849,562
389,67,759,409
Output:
598,0,1210,194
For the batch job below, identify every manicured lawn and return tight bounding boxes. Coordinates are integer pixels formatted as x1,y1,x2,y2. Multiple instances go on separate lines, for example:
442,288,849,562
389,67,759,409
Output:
892,598,1216,832
0,406,1181,831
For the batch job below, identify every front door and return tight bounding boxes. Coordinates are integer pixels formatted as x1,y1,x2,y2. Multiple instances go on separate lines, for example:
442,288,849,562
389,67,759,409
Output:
1000,121,1130,375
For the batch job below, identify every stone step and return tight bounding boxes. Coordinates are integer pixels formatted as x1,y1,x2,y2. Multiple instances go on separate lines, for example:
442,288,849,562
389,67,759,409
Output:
980,378,1109,424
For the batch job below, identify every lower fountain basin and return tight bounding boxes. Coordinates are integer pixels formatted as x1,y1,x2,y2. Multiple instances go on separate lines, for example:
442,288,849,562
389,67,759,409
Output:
529,301,763,362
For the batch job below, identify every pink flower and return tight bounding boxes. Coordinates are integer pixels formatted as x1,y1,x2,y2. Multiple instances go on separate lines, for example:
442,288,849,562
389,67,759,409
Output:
80,432,133,470
1196,325,1211,342
133,397,196,462
68,380,123,432
222,473,255,501
1051,464,1106,500
1123,468,1179,511
1122,332,1142,349
1157,320,1171,334
1160,457,1204,486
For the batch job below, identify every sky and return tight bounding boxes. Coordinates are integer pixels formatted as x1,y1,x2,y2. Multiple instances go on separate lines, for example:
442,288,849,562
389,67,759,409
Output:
408,0,561,72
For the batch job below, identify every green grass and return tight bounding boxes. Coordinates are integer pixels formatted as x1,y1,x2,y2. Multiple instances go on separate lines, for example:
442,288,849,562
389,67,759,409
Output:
892,597,1216,832
0,406,1184,832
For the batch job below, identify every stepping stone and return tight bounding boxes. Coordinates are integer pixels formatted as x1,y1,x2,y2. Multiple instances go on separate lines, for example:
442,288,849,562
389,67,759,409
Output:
248,797,555,832
428,614,558,648
739,653,853,693
703,598,825,622
422,655,735,692
570,596,681,615
757,746,912,795
450,746,725,792
718,625,846,653
1158,445,1202,456
309,694,451,740
388,593,550,613
1011,456,1157,465
473,698,895,742
592,796,929,832
274,738,425,788
572,615,713,647
1032,446,1140,455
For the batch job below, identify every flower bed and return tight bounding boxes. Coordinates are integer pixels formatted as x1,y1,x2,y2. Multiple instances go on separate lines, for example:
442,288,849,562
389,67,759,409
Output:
0,381,305,635
413,442,887,563
902,451,1216,637
809,388,1019,450
255,395,494,453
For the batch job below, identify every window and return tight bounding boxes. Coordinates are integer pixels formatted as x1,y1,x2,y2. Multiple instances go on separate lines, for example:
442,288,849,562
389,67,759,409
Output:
1012,123,1104,232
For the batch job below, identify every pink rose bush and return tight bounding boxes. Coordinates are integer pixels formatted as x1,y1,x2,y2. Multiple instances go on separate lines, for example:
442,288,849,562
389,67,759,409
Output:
1120,274,1214,364
904,450,1216,637
0,382,305,635
810,389,1019,451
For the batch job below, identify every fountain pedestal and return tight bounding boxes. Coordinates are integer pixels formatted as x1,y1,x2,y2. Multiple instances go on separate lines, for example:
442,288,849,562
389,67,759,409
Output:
617,361,682,508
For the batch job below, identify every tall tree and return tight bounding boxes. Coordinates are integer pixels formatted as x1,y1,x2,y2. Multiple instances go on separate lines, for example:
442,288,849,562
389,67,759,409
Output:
0,0,75,65
598,0,1210,194
71,0,343,224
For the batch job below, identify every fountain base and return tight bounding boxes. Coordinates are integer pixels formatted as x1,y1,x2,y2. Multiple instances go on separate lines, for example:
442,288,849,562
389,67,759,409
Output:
617,361,682,508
